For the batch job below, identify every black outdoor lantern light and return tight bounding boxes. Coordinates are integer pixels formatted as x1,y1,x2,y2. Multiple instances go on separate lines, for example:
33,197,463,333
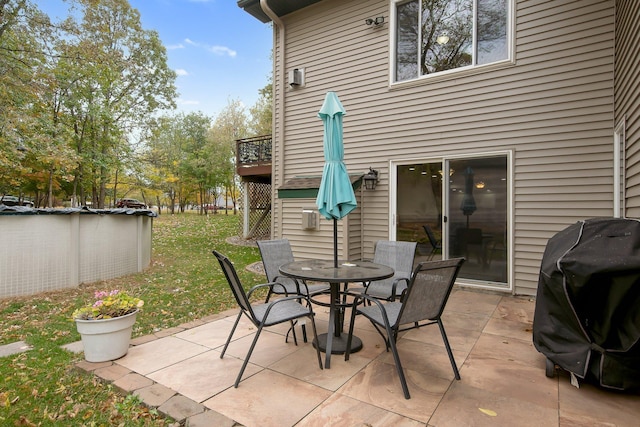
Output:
364,167,379,190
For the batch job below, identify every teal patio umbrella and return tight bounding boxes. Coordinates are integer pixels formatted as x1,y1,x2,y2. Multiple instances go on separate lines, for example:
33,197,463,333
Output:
316,92,357,267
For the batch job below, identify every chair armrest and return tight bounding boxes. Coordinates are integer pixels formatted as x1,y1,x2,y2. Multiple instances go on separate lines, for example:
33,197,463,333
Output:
247,282,287,298
389,277,410,302
272,274,311,296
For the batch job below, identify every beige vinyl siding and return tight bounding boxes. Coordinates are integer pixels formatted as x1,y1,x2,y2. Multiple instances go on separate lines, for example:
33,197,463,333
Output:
280,198,362,261
272,0,615,295
615,0,640,217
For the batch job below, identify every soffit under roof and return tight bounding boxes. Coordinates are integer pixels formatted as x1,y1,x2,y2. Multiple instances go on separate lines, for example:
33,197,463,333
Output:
237,0,323,23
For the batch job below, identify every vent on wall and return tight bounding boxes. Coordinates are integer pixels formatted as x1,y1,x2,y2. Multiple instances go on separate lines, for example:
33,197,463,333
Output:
289,68,305,87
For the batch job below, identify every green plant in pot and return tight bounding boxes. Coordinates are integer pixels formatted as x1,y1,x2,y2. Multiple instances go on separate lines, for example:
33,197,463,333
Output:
73,290,144,362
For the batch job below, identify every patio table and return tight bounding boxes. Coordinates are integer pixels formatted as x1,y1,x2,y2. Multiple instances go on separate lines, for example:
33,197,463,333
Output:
279,259,394,368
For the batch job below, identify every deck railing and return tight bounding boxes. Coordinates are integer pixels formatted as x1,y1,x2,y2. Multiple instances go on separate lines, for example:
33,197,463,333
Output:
236,135,272,166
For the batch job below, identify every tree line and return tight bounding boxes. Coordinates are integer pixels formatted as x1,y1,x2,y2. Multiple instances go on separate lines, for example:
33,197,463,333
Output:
0,0,272,211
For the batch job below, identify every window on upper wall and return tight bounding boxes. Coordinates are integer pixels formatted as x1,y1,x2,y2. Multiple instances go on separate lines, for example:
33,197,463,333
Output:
394,0,511,82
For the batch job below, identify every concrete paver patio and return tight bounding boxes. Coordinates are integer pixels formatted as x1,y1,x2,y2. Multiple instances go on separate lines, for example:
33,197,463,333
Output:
73,289,640,426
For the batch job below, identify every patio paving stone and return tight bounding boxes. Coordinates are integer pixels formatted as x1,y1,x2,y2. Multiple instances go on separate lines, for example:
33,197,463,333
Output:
112,372,154,393
133,383,176,407
147,349,261,403
295,392,425,427
338,359,451,424
157,394,205,423
202,369,332,427
428,380,559,427
116,335,209,375
93,363,131,382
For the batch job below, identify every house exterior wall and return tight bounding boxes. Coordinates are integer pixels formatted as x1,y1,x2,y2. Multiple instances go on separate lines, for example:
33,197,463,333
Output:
615,0,640,218
270,0,616,295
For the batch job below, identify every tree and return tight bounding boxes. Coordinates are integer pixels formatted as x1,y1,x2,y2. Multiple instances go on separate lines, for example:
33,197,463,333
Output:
247,80,272,136
209,98,247,214
55,0,177,207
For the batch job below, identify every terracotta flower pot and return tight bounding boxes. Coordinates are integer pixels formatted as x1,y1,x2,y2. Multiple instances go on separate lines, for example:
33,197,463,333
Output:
75,310,138,362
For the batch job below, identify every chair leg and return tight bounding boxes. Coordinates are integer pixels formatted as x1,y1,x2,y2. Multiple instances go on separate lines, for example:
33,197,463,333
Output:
234,324,265,388
287,322,308,344
386,323,410,399
290,320,298,345
344,305,358,361
438,319,461,380
308,314,323,370
220,311,242,358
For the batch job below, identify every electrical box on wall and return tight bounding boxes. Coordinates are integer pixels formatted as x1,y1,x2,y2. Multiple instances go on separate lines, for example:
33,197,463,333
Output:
289,68,305,87
301,209,317,230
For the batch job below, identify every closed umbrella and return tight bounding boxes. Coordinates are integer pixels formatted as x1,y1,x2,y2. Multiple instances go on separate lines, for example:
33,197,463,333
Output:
460,166,477,227
316,92,357,267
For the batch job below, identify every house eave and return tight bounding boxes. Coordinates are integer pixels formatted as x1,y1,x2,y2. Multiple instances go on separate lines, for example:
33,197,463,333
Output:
237,0,323,23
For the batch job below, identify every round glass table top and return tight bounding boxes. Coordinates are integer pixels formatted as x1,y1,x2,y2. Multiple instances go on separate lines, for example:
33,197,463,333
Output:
279,259,394,283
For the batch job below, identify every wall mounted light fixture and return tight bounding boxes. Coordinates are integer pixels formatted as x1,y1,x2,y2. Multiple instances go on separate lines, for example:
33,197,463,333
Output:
364,167,379,190
436,33,450,45
365,16,385,26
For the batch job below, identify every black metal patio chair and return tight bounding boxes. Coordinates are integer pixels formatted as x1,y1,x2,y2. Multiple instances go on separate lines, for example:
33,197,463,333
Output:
345,257,465,399
213,250,323,388
362,240,417,302
422,225,442,260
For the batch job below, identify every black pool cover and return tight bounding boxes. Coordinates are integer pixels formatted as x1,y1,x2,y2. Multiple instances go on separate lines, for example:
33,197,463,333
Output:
533,217,640,391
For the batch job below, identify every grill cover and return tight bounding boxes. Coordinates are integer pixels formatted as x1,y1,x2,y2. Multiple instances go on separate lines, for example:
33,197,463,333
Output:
533,217,640,390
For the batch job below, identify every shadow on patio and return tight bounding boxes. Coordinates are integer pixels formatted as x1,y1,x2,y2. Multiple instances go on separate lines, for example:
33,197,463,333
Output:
74,289,640,426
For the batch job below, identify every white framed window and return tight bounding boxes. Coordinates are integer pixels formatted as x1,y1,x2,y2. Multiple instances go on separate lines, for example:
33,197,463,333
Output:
392,0,513,83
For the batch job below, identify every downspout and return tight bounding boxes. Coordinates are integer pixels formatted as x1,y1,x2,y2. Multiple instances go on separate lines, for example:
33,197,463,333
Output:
260,0,285,238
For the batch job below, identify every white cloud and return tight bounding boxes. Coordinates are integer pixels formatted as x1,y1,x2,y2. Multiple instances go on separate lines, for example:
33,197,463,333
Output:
178,99,200,106
166,43,185,50
183,38,236,58
175,69,189,76
209,45,237,57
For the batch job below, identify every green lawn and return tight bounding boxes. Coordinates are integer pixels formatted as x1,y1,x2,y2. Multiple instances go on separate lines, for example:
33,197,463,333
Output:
0,213,264,426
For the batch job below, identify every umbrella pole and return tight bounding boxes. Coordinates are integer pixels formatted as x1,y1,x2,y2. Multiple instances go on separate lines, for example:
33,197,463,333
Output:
333,218,338,268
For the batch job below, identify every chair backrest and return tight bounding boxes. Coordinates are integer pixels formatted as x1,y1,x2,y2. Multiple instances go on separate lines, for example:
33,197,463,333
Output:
397,258,465,326
257,239,294,281
372,240,418,284
213,250,254,316
423,225,441,249
257,239,299,290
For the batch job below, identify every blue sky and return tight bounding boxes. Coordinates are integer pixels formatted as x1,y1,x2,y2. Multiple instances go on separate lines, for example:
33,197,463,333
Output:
38,0,273,119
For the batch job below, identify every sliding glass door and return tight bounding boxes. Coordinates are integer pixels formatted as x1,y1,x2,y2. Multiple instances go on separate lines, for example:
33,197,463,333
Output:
394,154,509,288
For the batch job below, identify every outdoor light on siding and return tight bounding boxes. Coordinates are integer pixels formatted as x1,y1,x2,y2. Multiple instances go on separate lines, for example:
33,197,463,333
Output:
364,168,379,190
365,16,385,26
